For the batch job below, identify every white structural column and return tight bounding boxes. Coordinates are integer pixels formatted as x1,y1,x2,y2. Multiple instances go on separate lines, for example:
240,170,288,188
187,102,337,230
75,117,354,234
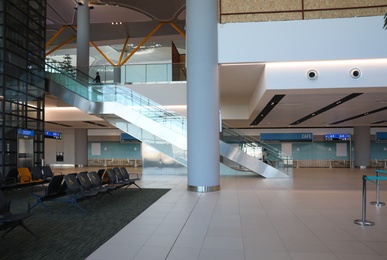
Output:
354,126,371,168
74,129,88,167
186,0,220,192
76,0,90,76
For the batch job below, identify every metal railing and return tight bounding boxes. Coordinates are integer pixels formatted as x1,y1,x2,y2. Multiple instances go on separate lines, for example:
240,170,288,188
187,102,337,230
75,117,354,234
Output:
45,60,291,174
45,60,187,137
221,122,293,171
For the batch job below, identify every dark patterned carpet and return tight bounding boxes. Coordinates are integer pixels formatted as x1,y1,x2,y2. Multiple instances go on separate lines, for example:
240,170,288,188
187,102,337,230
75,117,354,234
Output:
0,187,169,260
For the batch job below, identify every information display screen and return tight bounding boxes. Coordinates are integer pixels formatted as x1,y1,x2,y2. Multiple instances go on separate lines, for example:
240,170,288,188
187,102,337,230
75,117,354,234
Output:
44,131,62,139
17,128,34,137
324,134,350,141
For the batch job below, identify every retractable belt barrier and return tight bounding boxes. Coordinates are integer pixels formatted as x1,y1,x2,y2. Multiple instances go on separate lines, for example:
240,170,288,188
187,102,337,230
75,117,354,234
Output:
370,169,387,207
354,174,387,226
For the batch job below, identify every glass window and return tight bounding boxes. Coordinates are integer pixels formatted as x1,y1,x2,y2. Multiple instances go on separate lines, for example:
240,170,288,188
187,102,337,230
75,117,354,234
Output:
1,0,45,172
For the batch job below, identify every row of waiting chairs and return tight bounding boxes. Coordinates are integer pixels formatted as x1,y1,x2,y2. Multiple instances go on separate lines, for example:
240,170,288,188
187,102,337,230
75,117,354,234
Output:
105,167,141,190
1,167,142,239
0,166,55,191
0,166,58,238
29,167,141,214
0,189,37,239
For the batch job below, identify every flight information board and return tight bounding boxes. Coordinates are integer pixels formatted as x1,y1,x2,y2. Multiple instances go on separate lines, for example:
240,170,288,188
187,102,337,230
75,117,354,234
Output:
324,134,350,141
17,128,34,137
44,131,62,139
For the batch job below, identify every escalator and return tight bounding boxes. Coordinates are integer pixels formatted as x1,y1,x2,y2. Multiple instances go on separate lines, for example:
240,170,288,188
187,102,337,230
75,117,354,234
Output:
45,61,291,178
220,124,292,178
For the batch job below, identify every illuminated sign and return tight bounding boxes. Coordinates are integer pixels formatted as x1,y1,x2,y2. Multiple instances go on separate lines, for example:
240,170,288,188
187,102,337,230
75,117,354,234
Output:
324,134,351,141
17,128,34,137
44,131,62,140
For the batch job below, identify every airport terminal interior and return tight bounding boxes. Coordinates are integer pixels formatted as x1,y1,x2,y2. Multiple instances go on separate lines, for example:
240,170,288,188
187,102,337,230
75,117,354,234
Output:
1,0,387,259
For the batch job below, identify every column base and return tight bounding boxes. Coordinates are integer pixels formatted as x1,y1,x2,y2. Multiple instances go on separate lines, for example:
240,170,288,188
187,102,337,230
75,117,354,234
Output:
187,185,220,193
354,219,375,226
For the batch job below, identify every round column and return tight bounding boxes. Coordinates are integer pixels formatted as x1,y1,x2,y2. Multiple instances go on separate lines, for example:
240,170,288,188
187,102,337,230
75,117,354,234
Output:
186,0,220,192
113,66,121,83
76,0,90,77
354,126,371,168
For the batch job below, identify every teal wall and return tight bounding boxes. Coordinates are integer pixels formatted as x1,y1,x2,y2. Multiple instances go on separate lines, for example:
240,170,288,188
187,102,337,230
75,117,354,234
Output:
86,140,387,161
292,142,349,160
88,142,141,159
273,141,387,160
371,142,387,160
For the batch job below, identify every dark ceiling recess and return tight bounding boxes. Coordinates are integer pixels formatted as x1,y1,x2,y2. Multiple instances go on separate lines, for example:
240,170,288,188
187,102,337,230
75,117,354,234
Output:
290,93,363,126
83,121,107,127
250,94,285,126
373,119,387,124
330,105,387,125
46,121,72,127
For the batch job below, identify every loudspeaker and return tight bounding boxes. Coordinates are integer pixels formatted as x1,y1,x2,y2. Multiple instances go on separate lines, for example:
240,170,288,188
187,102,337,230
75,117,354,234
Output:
350,68,361,79
307,69,318,80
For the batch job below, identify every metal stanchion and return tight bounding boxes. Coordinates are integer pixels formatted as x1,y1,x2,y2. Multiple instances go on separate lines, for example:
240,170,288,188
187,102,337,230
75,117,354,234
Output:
354,175,375,226
370,169,386,206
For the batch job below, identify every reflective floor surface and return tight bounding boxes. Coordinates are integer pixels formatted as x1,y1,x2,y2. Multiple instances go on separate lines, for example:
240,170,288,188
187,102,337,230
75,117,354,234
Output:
53,166,387,260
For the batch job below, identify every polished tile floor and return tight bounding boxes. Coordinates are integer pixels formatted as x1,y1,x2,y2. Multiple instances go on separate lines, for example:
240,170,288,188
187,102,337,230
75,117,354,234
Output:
56,167,387,260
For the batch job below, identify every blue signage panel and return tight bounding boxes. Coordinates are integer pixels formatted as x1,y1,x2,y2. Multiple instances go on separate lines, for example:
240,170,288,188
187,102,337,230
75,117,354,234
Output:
44,131,62,139
260,133,312,142
120,133,139,142
17,128,34,137
376,132,387,143
324,134,351,141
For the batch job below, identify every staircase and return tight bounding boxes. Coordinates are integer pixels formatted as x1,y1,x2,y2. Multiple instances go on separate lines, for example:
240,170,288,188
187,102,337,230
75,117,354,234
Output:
45,61,291,178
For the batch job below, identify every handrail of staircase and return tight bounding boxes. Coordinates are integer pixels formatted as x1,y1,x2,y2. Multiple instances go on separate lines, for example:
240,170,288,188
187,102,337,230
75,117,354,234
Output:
98,84,187,136
222,122,293,166
45,59,95,84
45,60,187,136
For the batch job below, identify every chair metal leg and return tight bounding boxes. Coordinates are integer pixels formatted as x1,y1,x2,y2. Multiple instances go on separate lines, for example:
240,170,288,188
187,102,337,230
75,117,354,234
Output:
30,199,54,214
1,225,17,238
61,198,87,213
20,222,38,239
2,221,37,239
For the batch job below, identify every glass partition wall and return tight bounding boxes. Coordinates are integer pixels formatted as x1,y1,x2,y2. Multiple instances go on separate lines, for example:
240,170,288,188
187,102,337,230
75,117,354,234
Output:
0,0,46,175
